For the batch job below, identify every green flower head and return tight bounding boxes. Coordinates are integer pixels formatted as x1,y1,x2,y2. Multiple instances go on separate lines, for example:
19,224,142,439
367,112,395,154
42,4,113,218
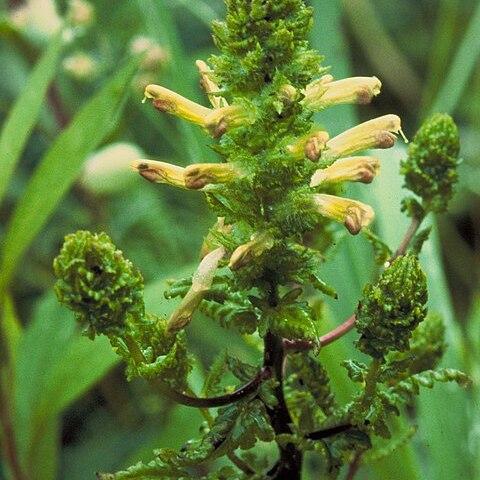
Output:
53,230,144,339
355,255,428,358
401,113,460,214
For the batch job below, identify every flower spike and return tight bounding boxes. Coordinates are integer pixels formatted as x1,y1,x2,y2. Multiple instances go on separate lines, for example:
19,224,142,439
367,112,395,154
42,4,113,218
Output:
323,114,404,161
310,156,380,187
131,159,187,188
312,193,374,235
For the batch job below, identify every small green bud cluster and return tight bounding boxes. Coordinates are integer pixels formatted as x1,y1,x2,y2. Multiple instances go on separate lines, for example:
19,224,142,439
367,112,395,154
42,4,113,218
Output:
401,113,460,216
355,255,428,358
53,230,144,339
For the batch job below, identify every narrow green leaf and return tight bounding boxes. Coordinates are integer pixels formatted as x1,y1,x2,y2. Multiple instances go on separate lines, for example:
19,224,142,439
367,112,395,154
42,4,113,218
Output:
0,32,63,207
429,1,480,114
0,294,22,363
0,57,140,289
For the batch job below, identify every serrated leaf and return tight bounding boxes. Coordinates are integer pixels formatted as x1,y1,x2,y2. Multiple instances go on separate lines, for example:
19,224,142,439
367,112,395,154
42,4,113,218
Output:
409,226,432,256
362,228,392,265
342,359,368,383
201,349,229,397
0,56,140,289
310,274,338,299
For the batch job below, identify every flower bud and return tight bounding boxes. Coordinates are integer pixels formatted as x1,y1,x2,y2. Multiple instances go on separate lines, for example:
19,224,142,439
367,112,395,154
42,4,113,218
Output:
287,130,329,162
53,231,144,339
204,104,254,138
196,60,227,108
355,255,428,358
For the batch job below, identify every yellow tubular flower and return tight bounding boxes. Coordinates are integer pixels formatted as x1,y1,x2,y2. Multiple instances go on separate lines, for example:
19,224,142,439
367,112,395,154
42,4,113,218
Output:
195,60,228,109
144,84,212,125
312,193,374,235
310,156,380,187
203,104,254,138
183,162,246,189
228,231,275,271
168,247,226,332
131,159,187,188
323,114,404,161
286,130,329,162
303,76,381,110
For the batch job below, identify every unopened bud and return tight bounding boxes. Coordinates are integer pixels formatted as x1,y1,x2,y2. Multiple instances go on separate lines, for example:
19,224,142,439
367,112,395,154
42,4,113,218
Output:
287,130,329,161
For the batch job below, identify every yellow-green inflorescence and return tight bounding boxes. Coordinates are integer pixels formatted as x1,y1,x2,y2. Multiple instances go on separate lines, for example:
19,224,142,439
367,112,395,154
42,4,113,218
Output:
133,0,404,333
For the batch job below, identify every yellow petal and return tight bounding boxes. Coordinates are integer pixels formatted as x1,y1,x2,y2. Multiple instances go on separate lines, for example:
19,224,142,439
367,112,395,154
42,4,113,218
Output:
324,114,403,160
131,159,186,188
304,76,381,110
228,231,275,270
196,60,228,109
168,247,226,331
286,130,329,162
310,156,380,187
144,84,211,125
312,193,374,235
183,162,246,189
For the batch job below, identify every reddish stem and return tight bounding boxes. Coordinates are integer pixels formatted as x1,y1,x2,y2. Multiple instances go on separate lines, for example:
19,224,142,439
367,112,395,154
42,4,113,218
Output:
283,314,356,352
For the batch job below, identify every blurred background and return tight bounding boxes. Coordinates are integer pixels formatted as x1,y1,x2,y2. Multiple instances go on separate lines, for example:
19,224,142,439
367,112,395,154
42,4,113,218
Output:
0,0,478,479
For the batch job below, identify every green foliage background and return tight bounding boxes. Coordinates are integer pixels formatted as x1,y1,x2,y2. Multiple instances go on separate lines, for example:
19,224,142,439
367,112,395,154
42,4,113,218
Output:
0,0,478,479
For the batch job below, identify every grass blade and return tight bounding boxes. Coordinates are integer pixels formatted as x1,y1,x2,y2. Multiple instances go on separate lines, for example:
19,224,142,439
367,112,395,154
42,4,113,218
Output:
0,32,63,207
0,57,140,289
429,1,480,114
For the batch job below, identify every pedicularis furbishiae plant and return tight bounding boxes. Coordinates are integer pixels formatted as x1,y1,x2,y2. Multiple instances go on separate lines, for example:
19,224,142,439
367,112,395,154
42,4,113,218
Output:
54,1,469,478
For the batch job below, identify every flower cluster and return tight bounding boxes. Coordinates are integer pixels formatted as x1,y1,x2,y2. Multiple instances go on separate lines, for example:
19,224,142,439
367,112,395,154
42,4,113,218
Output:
132,48,405,329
